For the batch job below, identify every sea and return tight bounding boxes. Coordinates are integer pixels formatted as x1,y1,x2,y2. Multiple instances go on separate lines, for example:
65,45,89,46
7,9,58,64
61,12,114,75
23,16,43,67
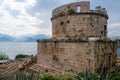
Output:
117,47,120,56
0,42,37,59
0,42,120,59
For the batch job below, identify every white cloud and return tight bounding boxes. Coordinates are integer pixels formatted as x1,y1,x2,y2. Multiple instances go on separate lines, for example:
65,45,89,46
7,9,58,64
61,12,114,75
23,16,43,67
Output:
108,23,120,29
0,0,119,38
108,30,120,37
108,23,120,37
0,0,51,37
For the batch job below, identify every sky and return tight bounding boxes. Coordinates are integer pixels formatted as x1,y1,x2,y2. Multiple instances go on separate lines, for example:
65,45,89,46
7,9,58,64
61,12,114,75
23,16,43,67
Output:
0,0,120,37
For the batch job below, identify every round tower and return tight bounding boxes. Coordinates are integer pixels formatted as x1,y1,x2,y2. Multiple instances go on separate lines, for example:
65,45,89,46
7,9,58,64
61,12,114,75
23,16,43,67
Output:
51,1,108,39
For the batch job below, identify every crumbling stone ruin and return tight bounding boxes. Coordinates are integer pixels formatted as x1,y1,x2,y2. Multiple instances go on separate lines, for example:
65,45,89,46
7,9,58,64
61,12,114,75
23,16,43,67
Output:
0,56,36,76
36,1,117,75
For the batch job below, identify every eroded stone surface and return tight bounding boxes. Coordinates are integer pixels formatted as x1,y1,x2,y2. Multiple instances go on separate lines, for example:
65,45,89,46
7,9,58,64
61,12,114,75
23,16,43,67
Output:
51,1,108,39
37,40,117,74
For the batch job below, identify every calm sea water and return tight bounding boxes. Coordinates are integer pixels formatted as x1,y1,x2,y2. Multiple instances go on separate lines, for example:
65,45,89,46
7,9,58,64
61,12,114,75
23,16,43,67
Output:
117,47,120,57
0,42,120,59
0,42,37,59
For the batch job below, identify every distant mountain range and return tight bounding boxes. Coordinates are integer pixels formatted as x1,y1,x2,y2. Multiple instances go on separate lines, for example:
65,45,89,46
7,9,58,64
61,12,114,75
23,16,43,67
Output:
0,33,51,42
1,34,119,42
109,36,120,41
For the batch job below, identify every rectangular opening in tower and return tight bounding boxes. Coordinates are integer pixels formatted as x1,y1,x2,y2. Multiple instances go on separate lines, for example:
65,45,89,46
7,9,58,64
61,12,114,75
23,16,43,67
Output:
77,6,81,13
104,25,107,36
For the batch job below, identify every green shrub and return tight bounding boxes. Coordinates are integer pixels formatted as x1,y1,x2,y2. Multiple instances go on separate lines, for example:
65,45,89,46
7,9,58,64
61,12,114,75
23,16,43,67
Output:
75,70,98,80
99,67,120,80
64,77,73,80
68,9,75,14
0,52,9,60
15,54,28,59
39,75,59,80
106,72,120,80
52,55,58,61
14,71,35,80
1,65,120,80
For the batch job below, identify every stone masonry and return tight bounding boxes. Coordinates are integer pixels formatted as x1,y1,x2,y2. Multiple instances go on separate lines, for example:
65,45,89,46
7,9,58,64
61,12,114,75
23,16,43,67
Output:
51,1,108,39
37,1,117,75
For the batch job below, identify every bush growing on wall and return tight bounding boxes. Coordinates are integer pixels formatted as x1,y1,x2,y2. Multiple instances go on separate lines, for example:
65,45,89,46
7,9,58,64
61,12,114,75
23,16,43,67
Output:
68,9,75,14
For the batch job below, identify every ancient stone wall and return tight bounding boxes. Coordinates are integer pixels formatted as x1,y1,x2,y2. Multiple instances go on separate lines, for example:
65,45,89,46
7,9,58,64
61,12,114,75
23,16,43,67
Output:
37,40,117,73
52,14,107,39
51,2,108,39
38,40,94,73
94,41,117,72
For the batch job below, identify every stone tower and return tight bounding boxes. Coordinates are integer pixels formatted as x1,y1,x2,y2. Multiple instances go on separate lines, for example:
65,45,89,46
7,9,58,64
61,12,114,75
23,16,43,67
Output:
51,1,108,40
36,1,117,75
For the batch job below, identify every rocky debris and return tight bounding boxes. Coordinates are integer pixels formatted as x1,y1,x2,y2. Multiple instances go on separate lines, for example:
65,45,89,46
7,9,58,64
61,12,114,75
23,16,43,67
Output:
0,56,37,76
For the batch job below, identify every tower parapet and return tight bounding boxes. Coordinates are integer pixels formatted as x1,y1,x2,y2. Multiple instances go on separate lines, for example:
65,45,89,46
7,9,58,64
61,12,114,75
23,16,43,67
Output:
52,1,90,17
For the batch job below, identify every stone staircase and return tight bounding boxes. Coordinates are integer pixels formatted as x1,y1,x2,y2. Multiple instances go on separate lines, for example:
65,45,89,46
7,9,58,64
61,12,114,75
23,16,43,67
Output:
0,60,23,76
29,57,120,76
0,56,36,76
29,64,65,76
1,56,119,76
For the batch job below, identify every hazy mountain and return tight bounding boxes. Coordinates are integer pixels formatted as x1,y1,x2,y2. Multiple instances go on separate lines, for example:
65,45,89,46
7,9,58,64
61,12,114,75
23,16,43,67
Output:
0,33,14,42
33,34,50,39
17,36,36,42
0,33,51,42
17,34,51,42
0,37,13,42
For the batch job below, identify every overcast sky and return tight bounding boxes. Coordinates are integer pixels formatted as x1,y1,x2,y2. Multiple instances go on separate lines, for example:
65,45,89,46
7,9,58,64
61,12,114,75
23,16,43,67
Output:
0,0,120,37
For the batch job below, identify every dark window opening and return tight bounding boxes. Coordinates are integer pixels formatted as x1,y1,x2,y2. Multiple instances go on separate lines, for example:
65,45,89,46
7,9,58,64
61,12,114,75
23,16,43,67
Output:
83,18,85,20
104,25,107,31
101,31,103,35
108,53,112,68
67,21,70,23
45,69,48,73
60,22,64,25
91,24,94,27
101,31,103,34
77,6,81,13
101,15,103,17
79,30,82,32
104,25,107,36
66,35,69,38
